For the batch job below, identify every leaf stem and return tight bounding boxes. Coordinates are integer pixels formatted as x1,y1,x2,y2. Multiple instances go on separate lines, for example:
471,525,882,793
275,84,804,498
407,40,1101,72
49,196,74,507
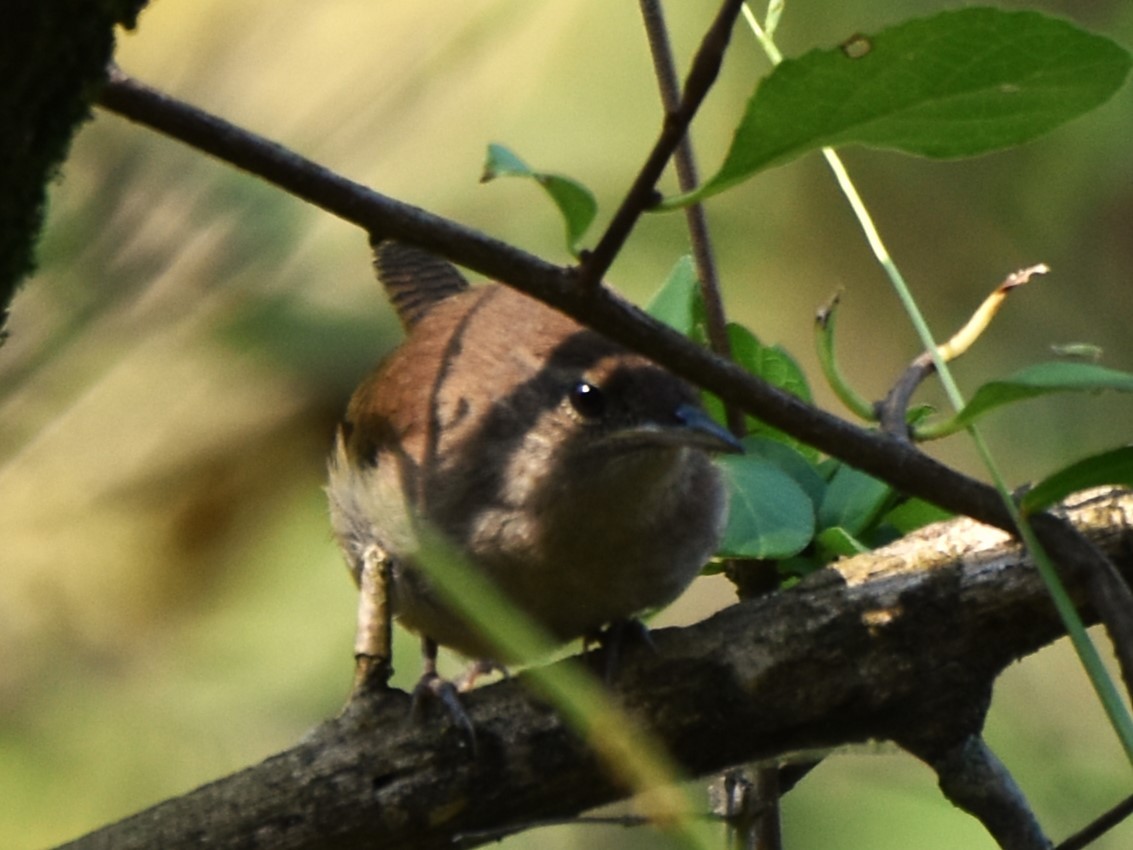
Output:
744,1,1133,765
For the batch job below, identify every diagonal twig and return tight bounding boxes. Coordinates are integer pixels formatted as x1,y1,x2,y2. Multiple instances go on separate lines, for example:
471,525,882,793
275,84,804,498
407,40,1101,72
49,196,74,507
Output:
576,0,745,290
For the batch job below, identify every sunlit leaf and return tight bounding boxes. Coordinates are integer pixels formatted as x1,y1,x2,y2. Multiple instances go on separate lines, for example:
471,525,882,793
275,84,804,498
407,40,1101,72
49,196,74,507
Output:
949,362,1133,430
482,143,597,256
815,526,869,559
1021,446,1133,515
883,497,953,535
728,322,812,403
669,8,1131,205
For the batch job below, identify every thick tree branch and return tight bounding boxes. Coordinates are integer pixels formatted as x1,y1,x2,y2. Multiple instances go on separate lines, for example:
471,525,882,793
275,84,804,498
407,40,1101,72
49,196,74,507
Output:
917,736,1052,850
58,488,1133,850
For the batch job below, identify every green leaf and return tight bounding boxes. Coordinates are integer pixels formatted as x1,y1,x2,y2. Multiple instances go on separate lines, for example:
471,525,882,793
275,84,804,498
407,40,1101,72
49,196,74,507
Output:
646,255,703,339
815,526,870,559
818,464,893,537
949,362,1133,430
669,8,1131,205
482,143,598,256
728,322,812,403
883,497,953,535
702,323,815,455
739,436,827,506
1021,446,1133,515
716,453,815,559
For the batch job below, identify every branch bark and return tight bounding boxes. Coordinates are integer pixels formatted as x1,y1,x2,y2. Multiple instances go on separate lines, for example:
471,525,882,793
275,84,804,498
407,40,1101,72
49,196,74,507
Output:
57,487,1133,850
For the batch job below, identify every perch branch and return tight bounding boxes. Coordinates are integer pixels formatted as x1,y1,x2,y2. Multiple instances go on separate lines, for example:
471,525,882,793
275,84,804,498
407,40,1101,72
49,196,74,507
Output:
57,487,1133,850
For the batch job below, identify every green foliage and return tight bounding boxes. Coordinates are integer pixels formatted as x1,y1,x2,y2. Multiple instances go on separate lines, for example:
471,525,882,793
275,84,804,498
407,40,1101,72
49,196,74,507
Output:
1022,446,1133,516
646,254,704,340
818,463,894,539
923,362,1133,437
712,433,924,574
631,10,1133,597
716,446,815,559
670,7,1132,205
481,143,597,257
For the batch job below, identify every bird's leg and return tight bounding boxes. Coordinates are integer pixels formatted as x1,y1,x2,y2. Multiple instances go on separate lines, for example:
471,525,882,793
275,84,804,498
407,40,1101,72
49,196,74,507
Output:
588,618,656,682
351,544,394,697
411,637,477,751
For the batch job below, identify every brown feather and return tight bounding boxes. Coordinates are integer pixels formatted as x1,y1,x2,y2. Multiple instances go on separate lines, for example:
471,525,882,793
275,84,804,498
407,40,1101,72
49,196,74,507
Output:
371,239,469,330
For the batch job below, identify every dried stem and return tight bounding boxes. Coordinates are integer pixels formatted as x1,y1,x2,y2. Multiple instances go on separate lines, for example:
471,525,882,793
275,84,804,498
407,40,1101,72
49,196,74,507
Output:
877,265,1048,438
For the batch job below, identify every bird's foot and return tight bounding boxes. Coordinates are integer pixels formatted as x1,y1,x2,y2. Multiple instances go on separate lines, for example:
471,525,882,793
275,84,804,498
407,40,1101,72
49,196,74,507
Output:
585,618,656,681
411,670,478,754
454,658,509,692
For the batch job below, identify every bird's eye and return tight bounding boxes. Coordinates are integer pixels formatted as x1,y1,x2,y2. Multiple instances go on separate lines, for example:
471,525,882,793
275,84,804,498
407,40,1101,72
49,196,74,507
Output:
568,381,606,419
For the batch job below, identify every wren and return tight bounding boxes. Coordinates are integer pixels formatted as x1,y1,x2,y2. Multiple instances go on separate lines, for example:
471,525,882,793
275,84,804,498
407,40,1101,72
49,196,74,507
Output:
327,240,740,690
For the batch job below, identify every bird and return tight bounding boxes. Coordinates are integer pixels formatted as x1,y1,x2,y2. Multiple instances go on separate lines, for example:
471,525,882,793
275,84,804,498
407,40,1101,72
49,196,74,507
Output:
327,239,741,699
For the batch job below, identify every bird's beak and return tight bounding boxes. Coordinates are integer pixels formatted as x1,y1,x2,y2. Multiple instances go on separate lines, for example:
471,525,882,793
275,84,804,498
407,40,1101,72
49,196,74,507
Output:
672,403,745,454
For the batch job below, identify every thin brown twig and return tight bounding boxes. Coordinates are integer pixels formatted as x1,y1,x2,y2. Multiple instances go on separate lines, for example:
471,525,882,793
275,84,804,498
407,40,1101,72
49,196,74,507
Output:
577,0,745,290
1054,792,1133,850
637,0,744,437
637,7,779,844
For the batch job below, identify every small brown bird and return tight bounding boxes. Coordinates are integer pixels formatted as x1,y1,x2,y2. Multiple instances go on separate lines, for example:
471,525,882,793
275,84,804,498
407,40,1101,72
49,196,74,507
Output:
327,240,740,691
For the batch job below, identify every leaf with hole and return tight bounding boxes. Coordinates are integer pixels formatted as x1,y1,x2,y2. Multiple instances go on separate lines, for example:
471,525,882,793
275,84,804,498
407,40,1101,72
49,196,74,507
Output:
667,8,1131,205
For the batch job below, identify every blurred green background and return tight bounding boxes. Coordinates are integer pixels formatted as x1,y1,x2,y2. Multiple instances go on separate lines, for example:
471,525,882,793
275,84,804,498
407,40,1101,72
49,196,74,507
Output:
2,1,1131,847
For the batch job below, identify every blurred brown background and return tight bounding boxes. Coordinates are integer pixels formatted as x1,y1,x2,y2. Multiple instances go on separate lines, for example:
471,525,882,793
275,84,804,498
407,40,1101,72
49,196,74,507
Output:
2,1,1131,847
